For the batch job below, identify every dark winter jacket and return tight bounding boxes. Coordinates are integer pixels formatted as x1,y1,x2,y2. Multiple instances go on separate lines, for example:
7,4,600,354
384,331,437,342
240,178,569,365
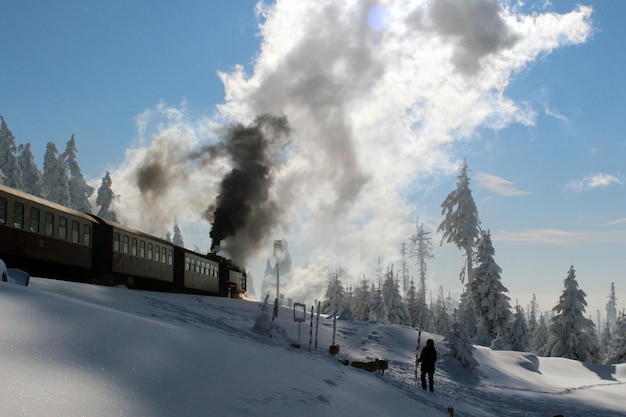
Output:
419,344,437,372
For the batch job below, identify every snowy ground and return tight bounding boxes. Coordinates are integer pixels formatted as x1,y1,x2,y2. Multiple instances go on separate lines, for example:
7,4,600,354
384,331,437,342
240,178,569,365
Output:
1,277,624,417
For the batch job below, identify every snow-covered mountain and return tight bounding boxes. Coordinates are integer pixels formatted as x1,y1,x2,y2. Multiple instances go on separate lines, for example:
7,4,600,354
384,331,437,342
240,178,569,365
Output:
1,277,624,417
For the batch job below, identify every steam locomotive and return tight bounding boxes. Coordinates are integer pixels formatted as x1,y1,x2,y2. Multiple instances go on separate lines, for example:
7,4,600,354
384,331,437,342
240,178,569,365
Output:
0,184,246,298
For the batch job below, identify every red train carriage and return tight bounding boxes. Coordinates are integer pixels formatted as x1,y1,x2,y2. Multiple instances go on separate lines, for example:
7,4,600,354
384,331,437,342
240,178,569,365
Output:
0,184,95,280
1,184,246,297
90,216,176,290
175,247,221,295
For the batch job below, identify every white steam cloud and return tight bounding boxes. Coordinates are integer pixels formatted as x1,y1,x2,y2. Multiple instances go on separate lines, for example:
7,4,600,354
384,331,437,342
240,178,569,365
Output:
104,1,592,299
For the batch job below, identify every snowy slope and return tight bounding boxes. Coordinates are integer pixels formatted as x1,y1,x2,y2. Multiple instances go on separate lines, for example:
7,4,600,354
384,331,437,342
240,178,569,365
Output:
1,278,624,417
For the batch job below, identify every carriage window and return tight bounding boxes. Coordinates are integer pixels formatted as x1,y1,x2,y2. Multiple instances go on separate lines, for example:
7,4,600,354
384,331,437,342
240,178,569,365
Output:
59,216,67,240
0,197,7,224
122,235,129,254
185,256,191,270
83,225,91,246
71,220,79,243
45,212,54,236
113,232,120,252
162,247,167,264
147,243,153,260
140,240,145,258
131,238,137,256
155,245,160,262
13,202,24,229
168,249,173,265
29,207,40,232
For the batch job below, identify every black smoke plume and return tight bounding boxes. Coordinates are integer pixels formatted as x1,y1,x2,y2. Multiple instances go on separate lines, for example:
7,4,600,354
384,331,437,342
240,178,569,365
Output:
207,114,290,264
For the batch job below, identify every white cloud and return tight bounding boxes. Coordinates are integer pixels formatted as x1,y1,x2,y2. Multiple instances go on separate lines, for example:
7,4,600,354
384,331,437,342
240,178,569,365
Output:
544,106,570,127
475,172,530,196
104,1,593,283
564,173,623,192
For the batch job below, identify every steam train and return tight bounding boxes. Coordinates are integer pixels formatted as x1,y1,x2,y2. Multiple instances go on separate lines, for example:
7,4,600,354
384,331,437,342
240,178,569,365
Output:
0,184,246,298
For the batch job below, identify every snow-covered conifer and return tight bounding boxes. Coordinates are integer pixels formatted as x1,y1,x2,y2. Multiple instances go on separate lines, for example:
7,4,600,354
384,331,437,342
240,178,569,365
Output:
533,313,549,354
409,217,433,329
458,286,478,340
369,282,386,323
17,143,45,197
471,230,511,346
604,312,626,364
382,268,410,325
539,266,599,362
438,159,480,285
95,171,119,222
0,116,24,190
432,287,451,335
173,222,185,247
510,304,529,352
406,279,419,327
43,142,70,206
490,332,511,351
321,272,346,316
61,134,94,212
352,276,371,321
606,282,618,333
445,310,479,373
165,232,172,242
527,294,539,347
251,294,272,336
600,316,612,361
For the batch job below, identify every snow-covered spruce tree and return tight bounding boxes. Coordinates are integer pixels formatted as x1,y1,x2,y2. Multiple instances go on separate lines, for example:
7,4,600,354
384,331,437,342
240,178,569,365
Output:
95,171,119,222
382,267,410,325
352,276,372,321
531,314,550,355
471,230,512,346
173,221,185,247
17,143,45,197
370,281,386,323
445,309,479,374
0,116,24,190
432,287,451,336
42,142,70,206
61,134,94,212
533,313,549,354
438,159,481,286
458,285,478,340
509,304,529,352
604,311,626,364
409,217,433,329
600,316,612,361
321,271,346,316
406,279,420,327
251,294,272,336
527,294,539,348
165,232,172,242
539,266,599,362
606,282,618,333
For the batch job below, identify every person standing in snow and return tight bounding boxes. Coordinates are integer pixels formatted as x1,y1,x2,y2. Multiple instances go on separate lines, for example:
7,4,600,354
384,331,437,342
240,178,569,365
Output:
417,338,437,391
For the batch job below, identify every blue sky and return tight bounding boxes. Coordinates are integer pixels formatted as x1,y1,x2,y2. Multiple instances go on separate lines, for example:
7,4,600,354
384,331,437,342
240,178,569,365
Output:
1,1,625,316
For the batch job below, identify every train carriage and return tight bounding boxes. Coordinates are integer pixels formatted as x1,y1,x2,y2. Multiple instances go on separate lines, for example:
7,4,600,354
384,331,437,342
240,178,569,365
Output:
90,216,176,290
0,184,95,279
1,184,246,298
175,248,221,295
